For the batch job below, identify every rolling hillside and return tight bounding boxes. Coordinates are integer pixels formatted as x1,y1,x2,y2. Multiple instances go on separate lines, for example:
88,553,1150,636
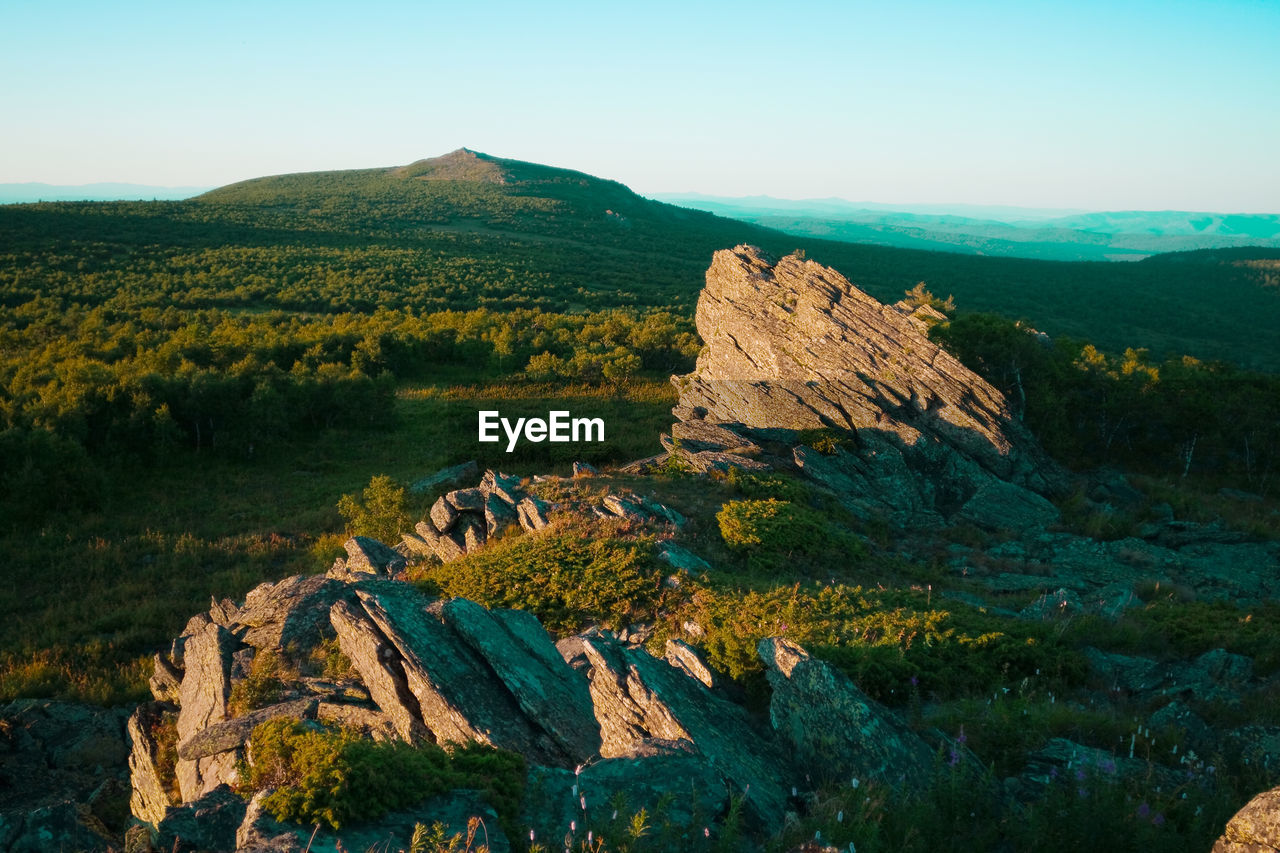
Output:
2,148,1278,368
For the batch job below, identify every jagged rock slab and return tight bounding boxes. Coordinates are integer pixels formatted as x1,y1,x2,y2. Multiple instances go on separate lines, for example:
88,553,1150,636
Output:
516,495,551,532
127,702,178,826
575,633,791,831
485,492,520,539
665,639,718,688
442,599,601,763
177,698,318,761
235,574,348,650
479,469,522,505
672,246,1065,527
342,536,407,577
758,637,935,789
355,587,565,765
676,246,1057,487
175,622,238,803
329,599,430,743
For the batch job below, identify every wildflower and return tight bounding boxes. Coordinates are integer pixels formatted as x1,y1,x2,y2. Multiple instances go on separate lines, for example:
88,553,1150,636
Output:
572,784,578,797
1075,769,1086,782
704,827,710,838
851,777,860,789
611,810,617,820
909,675,919,687
580,796,586,811
570,820,576,832
837,810,844,823
530,830,536,842
948,749,960,767
1153,813,1166,827
957,725,967,745
588,831,593,844
1137,803,1150,818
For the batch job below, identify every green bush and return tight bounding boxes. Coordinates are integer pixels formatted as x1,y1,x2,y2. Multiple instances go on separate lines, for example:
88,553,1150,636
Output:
419,533,666,633
241,719,523,831
337,474,409,543
717,499,822,550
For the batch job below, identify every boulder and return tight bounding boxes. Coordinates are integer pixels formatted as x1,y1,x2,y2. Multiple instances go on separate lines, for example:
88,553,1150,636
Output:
235,574,348,650
352,536,406,574
153,784,246,853
758,638,935,789
484,492,520,539
414,519,466,563
516,496,552,532
656,542,711,572
1215,786,1280,852
445,487,486,512
430,495,459,532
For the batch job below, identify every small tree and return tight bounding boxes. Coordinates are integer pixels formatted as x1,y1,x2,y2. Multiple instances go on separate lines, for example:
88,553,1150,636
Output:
337,474,409,543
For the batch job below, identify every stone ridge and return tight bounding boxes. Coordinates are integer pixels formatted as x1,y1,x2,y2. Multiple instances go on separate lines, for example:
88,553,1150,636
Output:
674,245,1059,492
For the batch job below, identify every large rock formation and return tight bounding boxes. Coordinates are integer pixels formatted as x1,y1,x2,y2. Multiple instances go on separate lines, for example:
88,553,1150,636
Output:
124,551,858,845
668,246,1064,529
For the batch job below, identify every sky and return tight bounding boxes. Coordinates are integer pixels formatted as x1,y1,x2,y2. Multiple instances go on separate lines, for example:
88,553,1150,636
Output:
3,0,1278,212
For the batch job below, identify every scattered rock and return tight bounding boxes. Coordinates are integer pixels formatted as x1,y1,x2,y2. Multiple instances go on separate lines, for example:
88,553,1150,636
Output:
572,461,599,477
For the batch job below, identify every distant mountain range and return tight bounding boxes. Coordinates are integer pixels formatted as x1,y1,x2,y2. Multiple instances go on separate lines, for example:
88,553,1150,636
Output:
652,194,1280,262
0,182,212,203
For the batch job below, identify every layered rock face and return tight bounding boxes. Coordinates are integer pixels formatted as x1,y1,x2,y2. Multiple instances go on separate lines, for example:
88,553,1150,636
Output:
124,539,945,848
669,246,1064,529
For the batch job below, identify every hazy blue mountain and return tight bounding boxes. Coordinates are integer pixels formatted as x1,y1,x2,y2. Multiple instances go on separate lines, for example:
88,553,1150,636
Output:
652,194,1280,262
0,182,212,203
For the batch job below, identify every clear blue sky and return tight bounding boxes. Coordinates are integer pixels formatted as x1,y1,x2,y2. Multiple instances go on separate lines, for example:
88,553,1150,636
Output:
3,0,1278,211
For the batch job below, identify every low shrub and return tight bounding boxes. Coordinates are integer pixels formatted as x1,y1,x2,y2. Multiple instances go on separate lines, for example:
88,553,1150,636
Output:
418,533,667,633
241,719,524,831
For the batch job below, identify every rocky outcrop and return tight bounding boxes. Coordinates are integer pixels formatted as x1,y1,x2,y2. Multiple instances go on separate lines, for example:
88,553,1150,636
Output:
406,470,551,562
669,246,1065,528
